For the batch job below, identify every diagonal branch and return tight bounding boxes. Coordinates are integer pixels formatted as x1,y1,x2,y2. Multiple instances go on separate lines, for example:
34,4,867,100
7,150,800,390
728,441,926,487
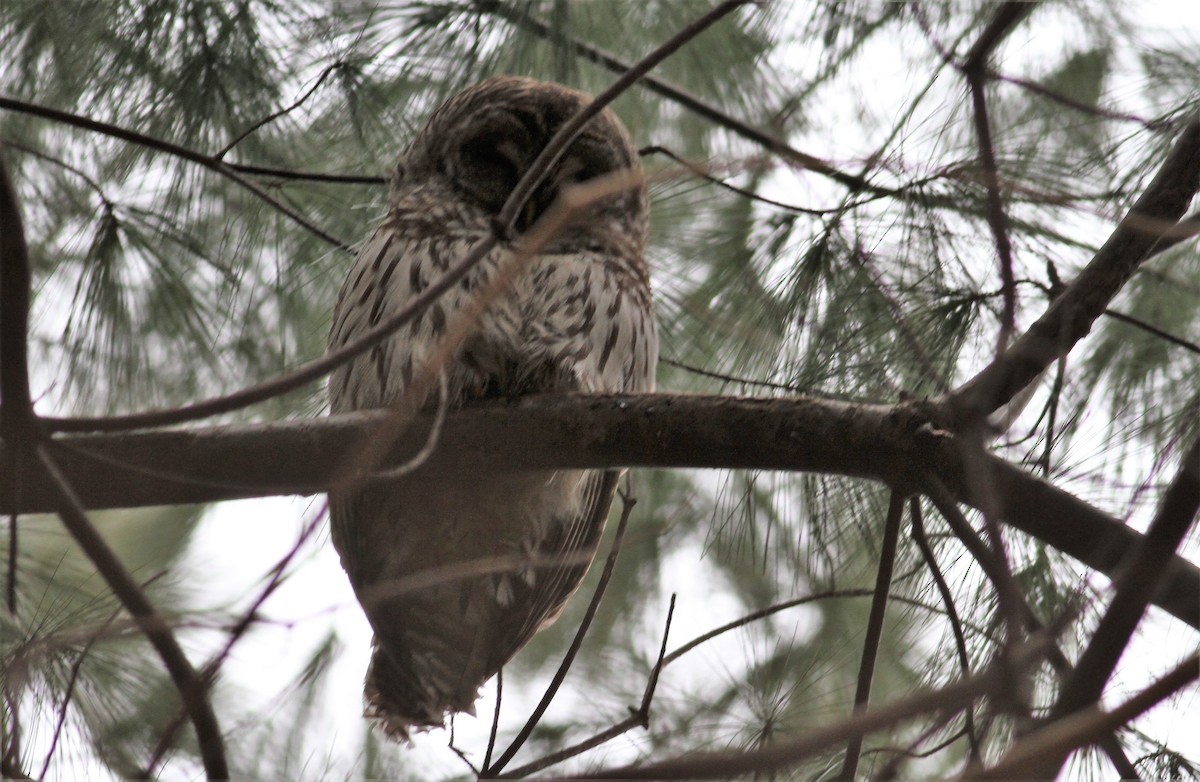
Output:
35,446,227,780
943,114,1200,427
494,0,752,233
1032,437,1200,777
477,0,895,197
969,653,1199,780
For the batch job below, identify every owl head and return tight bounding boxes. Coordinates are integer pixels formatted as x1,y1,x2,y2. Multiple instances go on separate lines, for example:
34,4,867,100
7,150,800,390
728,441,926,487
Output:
393,76,647,252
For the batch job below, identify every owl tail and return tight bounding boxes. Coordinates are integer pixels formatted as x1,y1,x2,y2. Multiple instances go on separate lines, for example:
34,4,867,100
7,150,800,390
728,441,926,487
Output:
362,637,479,743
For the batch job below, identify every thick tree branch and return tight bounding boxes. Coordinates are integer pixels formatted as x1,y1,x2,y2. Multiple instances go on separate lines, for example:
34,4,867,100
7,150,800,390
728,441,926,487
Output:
944,115,1200,426
2,394,1196,629
0,148,36,616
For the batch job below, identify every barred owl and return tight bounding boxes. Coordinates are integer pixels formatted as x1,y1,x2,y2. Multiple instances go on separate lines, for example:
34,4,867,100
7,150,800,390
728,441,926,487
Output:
327,77,656,740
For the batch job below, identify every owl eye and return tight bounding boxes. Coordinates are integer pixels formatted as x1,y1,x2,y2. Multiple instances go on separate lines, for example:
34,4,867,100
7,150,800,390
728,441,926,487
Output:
458,133,521,208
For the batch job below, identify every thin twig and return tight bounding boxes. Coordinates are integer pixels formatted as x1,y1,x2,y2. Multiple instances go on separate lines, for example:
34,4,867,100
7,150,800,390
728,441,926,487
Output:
961,3,1038,355
483,668,502,771
0,94,351,250
1103,308,1200,355
839,490,905,780
909,498,981,762
989,69,1174,134
482,482,638,776
35,447,228,780
216,62,342,159
499,594,676,778
923,476,1025,644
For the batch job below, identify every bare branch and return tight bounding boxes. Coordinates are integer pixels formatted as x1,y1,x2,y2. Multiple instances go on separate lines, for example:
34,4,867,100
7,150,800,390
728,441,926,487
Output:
910,497,981,761
498,593,676,779
215,61,342,159
581,636,1055,779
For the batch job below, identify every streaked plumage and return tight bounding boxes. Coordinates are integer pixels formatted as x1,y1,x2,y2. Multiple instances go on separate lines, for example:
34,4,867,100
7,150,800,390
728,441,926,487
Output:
327,76,656,739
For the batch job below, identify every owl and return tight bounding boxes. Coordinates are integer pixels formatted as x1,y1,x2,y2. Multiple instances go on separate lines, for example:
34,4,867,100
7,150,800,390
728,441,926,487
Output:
326,76,656,740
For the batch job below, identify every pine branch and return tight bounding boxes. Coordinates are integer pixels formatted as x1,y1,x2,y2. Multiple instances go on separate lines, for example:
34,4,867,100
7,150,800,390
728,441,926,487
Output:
3,393,1197,629
583,635,1056,779
0,95,352,250
944,114,1200,427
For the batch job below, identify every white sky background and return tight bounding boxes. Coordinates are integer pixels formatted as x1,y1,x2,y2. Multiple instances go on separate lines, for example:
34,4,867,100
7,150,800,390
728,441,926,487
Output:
13,1,1198,779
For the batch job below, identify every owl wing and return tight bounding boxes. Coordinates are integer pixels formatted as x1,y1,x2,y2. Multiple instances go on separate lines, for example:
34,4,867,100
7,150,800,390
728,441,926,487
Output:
493,469,620,668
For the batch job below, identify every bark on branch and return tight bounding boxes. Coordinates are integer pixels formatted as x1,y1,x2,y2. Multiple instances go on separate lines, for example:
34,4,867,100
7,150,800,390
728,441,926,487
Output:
3,393,1196,628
